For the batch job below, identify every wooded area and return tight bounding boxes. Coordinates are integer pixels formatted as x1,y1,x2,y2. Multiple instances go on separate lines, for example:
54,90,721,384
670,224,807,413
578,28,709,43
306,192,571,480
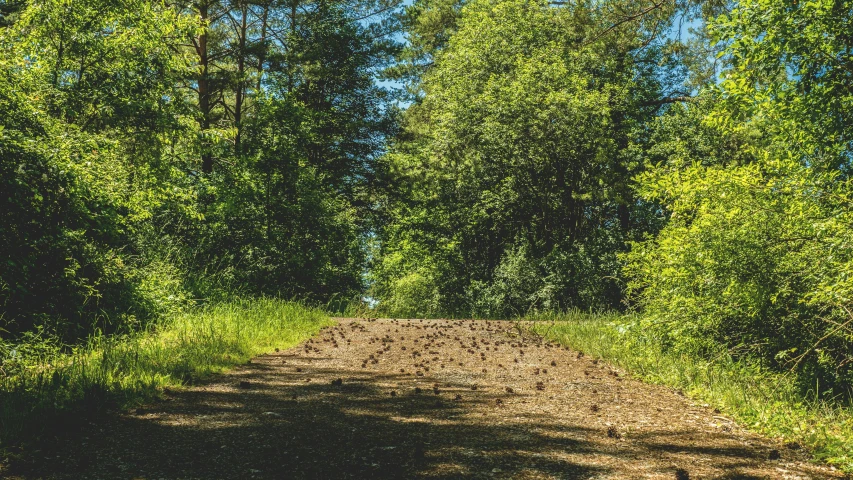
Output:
2,0,853,471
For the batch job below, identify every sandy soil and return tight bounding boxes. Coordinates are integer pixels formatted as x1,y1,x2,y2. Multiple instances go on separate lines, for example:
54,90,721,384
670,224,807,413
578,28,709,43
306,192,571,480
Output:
3,318,846,479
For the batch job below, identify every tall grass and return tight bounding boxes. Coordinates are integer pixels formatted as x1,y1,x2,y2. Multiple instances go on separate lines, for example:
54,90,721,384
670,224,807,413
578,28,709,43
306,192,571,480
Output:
530,311,853,472
0,299,332,449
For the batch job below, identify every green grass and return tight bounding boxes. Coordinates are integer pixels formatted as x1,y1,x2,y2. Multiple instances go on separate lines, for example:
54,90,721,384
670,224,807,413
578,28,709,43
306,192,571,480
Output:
0,299,332,449
530,311,853,473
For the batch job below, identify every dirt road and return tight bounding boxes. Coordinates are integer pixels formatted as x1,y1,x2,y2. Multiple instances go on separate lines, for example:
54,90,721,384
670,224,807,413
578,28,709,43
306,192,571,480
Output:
6,318,844,479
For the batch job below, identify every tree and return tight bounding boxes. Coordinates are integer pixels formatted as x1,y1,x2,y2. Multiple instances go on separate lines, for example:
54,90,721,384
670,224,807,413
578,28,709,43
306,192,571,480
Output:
0,0,401,337
185,0,400,300
374,0,679,317
710,0,853,170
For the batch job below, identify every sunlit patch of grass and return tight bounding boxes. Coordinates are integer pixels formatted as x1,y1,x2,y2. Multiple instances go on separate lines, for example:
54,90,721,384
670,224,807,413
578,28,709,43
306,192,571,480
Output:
529,311,853,473
0,299,331,449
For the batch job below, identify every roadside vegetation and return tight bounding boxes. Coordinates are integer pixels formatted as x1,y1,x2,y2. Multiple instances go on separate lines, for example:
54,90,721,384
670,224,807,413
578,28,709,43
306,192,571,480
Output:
531,312,853,471
0,300,330,450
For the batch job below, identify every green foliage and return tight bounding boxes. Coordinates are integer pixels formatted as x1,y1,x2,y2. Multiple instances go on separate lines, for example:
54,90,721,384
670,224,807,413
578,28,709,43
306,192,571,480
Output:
374,0,672,317
0,0,397,340
534,314,853,471
386,0,465,95
627,150,853,386
710,0,853,168
0,0,25,27
0,299,330,448
11,0,195,132
0,71,186,339
176,0,398,301
625,1,853,395
190,5,397,299
627,152,853,393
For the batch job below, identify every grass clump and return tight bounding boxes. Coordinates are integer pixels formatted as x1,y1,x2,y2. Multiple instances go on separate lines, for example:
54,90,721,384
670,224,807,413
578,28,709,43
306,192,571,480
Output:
530,311,853,472
0,299,331,449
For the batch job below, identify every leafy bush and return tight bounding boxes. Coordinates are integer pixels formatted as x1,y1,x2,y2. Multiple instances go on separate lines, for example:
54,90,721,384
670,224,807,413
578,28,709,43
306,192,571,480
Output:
465,237,625,318
626,154,853,394
0,74,187,340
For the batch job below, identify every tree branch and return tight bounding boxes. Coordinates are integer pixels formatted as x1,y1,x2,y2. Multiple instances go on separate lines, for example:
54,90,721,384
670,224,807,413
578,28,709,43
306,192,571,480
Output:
639,95,693,107
582,0,672,46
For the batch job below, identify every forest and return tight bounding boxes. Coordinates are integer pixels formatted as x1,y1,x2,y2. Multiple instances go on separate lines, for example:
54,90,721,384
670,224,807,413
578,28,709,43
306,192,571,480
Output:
2,0,853,473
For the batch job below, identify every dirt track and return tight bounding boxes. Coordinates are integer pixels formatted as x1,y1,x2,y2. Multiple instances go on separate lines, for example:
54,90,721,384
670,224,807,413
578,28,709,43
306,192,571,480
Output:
5,318,845,479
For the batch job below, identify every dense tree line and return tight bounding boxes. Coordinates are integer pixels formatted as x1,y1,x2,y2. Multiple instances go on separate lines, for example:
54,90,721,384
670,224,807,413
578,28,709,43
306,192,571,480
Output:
372,0,705,316
1,0,399,340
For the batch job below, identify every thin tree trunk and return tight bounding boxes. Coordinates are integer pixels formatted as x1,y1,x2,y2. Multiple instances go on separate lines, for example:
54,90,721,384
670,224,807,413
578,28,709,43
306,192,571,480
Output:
197,0,213,173
234,1,248,154
288,0,297,92
256,1,269,94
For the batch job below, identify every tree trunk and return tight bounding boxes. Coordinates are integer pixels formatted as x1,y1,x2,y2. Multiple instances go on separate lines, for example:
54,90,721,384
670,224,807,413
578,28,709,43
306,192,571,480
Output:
197,0,213,173
234,1,248,154
256,1,269,94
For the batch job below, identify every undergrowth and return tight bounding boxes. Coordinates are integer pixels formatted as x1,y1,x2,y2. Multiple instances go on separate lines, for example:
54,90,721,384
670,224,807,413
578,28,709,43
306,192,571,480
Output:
530,311,853,473
0,299,331,450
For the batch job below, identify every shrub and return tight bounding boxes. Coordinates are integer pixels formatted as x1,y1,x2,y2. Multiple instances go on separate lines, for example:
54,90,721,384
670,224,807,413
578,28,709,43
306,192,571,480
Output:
0,73,188,340
626,155,853,394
